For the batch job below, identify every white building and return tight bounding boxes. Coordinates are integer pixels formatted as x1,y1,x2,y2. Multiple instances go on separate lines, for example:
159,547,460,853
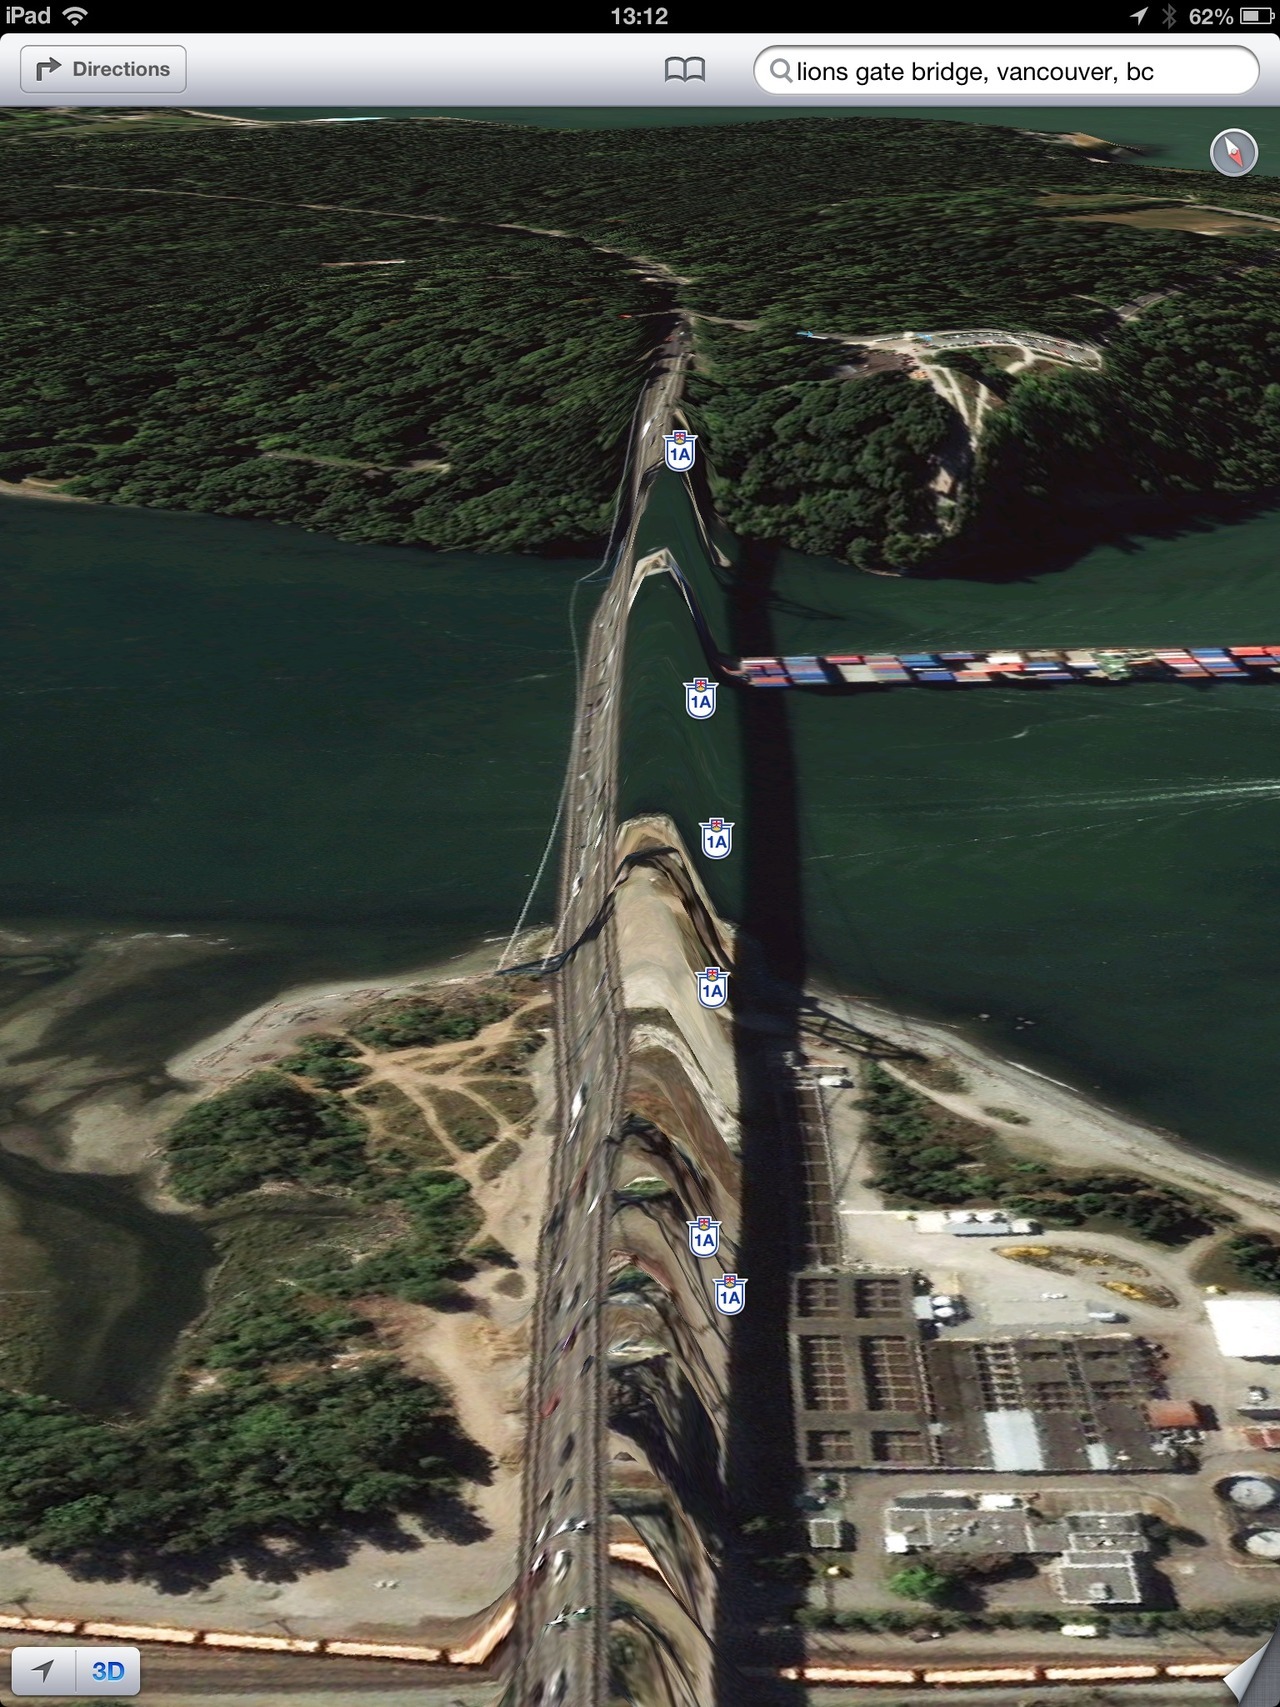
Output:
1206,1298,1280,1361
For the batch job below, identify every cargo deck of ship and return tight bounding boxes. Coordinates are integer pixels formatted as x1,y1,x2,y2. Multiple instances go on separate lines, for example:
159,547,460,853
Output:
725,645,1280,689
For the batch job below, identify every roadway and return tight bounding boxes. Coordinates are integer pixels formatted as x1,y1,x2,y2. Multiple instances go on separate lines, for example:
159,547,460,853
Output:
509,319,692,1707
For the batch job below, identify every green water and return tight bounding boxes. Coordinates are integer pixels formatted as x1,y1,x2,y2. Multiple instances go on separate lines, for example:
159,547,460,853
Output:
0,499,580,932
11,472,1280,1397
620,475,1280,1176
0,495,585,1405
215,107,1280,174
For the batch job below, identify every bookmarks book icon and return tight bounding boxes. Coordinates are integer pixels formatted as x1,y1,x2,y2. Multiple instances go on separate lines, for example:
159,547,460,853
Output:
664,56,706,81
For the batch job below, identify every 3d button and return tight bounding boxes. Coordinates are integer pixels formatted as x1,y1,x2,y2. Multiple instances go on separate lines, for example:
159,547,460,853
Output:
11,1645,142,1696
76,1646,141,1695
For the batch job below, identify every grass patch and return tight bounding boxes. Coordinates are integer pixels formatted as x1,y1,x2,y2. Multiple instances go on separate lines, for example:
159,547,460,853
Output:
473,1032,543,1073
192,1195,376,1372
616,1176,672,1203
464,1077,534,1123
425,1089,497,1152
301,1170,483,1308
352,1080,452,1165
900,1057,968,1094
862,1063,1226,1247
477,1138,521,1182
982,1105,1031,1125
351,983,518,1051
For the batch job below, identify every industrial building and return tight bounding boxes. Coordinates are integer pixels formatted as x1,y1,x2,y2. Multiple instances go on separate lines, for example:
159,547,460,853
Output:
1205,1298,1280,1360
883,1493,1150,1606
790,1269,1178,1474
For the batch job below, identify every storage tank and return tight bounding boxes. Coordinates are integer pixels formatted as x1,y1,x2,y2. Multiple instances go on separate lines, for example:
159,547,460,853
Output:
1244,1529,1280,1559
1224,1476,1280,1511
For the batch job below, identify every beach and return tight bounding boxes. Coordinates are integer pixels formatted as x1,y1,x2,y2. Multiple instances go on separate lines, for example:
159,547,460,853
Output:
819,980,1280,1233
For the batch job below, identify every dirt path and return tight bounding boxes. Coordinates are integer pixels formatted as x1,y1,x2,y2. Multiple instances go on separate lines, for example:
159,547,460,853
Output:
340,1001,547,1189
51,182,695,287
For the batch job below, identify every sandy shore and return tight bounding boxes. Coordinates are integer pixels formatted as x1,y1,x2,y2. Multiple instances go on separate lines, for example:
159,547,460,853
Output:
816,980,1280,1232
168,930,552,1096
0,479,94,504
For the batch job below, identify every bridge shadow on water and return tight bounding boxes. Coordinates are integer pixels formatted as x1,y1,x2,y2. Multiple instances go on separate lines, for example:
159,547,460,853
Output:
711,531,810,1707
923,483,1280,585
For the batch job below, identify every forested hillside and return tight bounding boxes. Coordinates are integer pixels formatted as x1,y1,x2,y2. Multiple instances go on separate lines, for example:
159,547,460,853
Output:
2,114,1279,568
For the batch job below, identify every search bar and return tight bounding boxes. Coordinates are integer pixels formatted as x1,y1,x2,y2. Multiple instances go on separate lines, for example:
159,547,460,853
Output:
755,45,1260,96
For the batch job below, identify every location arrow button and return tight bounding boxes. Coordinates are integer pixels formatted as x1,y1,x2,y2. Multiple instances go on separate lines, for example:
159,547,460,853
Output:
11,1647,77,1695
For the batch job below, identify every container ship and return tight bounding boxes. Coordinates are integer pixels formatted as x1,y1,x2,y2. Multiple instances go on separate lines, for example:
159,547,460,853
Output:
727,646,1280,689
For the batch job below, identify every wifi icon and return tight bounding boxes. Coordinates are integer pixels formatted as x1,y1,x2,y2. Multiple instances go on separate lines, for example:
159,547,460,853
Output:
63,5,87,20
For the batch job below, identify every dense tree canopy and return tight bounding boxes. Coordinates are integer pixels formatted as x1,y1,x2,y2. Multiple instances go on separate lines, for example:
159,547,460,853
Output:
2,114,1278,569
0,1363,477,1570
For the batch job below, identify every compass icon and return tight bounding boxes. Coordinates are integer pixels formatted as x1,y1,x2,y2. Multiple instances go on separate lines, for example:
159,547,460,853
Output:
1210,127,1260,177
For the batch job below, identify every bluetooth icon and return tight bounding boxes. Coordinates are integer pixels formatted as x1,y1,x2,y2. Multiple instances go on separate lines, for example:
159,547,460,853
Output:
1162,3,1177,23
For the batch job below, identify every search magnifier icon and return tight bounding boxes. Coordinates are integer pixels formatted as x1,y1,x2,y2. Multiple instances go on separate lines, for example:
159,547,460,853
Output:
770,57,793,82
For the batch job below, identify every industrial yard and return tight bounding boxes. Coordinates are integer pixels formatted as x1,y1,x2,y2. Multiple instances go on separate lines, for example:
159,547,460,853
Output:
782,1037,1280,1631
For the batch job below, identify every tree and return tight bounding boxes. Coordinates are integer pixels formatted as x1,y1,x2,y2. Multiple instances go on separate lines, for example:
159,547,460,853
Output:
888,1563,958,1604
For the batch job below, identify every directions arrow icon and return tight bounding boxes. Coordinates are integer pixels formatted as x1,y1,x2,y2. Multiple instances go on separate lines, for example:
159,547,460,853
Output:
33,1659,55,1681
35,58,61,81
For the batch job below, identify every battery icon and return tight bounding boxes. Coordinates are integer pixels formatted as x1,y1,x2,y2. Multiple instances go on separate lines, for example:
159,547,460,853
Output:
1240,5,1274,19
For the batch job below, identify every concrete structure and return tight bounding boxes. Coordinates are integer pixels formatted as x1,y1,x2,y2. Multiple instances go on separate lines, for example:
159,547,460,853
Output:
807,1518,847,1550
1205,1297,1280,1359
1051,1552,1144,1606
790,1269,1174,1473
883,1494,1149,1604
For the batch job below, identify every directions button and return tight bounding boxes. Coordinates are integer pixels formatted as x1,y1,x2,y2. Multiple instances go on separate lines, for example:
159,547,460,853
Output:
19,44,186,94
